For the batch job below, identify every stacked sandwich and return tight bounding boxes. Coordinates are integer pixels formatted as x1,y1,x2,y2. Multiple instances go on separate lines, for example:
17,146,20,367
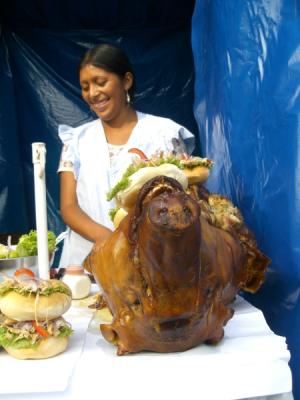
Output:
107,149,214,228
0,268,73,359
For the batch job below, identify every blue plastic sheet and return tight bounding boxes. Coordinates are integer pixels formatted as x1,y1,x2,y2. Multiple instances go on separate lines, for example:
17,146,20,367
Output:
192,0,300,397
0,3,197,234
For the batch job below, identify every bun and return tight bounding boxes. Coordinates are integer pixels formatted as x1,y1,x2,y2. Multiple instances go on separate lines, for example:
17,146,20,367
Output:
116,163,188,210
0,280,71,321
183,165,210,184
4,336,69,359
113,208,128,228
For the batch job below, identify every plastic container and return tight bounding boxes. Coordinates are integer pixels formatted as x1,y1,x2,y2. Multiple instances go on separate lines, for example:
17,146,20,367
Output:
62,266,91,299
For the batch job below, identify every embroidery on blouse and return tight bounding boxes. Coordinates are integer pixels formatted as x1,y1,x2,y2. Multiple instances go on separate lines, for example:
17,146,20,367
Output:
58,144,74,172
108,143,124,165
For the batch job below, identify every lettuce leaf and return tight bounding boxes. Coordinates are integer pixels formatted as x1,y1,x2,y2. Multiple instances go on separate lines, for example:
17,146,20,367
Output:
109,207,120,222
0,280,72,298
0,327,38,349
0,322,73,349
0,244,9,259
58,325,73,337
107,156,183,201
16,230,56,257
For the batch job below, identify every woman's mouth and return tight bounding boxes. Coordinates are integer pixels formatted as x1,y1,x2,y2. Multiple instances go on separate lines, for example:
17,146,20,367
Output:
91,98,109,113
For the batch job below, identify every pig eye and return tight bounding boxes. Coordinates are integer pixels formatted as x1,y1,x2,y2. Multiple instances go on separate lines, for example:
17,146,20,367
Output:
159,207,168,214
183,205,192,217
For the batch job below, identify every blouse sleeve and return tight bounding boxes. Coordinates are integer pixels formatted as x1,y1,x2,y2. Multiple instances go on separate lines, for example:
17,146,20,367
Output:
160,122,195,156
178,126,195,155
57,125,79,177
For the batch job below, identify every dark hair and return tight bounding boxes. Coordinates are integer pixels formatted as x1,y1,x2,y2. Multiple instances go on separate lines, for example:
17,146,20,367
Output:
79,43,135,99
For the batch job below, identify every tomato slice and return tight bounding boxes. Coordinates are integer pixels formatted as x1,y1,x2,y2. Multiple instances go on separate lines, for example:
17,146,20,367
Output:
32,321,49,337
128,148,148,161
14,268,35,278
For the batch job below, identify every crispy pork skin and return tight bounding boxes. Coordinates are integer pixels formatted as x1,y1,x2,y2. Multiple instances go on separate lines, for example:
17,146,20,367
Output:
84,176,269,355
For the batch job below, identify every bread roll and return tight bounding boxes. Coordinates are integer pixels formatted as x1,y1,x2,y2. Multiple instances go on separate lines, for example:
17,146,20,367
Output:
183,165,210,184
0,281,71,321
116,163,188,210
113,208,128,228
4,336,69,359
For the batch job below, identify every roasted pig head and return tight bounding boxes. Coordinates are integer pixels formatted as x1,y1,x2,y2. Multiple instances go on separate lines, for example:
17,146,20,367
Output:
84,176,269,355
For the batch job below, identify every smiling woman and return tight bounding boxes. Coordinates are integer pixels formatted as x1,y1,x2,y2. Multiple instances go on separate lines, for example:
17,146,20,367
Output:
57,43,195,268
78,44,138,147
79,64,137,144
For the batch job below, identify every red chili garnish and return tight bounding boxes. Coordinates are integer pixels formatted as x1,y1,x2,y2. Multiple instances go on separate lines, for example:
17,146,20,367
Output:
128,148,148,161
14,268,35,278
32,321,49,337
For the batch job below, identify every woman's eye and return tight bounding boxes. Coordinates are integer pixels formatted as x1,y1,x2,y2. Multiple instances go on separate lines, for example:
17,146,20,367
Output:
96,80,106,87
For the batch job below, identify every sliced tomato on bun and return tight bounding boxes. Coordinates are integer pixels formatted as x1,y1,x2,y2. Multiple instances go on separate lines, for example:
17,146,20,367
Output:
14,268,35,279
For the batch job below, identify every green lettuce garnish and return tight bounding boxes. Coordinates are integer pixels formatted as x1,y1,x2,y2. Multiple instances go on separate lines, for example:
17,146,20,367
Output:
41,285,71,297
58,325,73,337
16,230,56,257
107,177,131,202
0,244,9,259
107,156,183,201
0,323,73,349
109,207,120,222
0,326,38,349
0,280,71,298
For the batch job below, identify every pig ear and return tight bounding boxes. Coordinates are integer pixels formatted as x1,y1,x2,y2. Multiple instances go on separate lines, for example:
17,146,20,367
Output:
100,324,119,346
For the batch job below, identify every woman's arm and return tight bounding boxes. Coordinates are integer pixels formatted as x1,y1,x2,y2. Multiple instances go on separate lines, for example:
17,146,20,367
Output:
60,171,112,244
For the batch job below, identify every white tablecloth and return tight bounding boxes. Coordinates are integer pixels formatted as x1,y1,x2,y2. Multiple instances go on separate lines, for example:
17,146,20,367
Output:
0,291,292,400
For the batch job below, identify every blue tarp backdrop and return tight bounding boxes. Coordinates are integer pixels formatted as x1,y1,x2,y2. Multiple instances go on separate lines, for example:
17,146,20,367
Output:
192,0,300,398
0,0,299,398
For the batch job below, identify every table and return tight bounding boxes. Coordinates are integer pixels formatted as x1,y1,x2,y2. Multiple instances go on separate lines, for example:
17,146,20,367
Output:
1,290,292,400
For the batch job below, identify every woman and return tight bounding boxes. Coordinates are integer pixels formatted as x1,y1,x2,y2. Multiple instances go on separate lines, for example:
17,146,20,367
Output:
58,43,195,267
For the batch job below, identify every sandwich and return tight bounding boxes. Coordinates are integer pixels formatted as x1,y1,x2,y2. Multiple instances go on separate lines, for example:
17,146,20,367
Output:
107,149,213,227
0,269,73,359
180,156,214,185
0,315,73,359
0,275,72,321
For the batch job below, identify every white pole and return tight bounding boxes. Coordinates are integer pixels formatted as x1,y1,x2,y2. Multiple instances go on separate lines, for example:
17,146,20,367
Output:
32,142,50,280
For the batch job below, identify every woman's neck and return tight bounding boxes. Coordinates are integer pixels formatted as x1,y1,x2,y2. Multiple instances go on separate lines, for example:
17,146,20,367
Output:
102,107,138,145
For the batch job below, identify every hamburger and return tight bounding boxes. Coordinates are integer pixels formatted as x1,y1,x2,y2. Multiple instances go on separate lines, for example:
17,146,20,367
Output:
0,316,73,359
0,275,72,321
107,149,213,227
0,270,73,359
180,156,214,185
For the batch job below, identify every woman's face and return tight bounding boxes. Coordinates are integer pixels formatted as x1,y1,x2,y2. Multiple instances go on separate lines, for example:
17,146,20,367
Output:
79,64,132,122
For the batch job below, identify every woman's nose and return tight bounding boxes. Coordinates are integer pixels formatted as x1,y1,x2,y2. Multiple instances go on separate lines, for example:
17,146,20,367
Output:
88,84,100,99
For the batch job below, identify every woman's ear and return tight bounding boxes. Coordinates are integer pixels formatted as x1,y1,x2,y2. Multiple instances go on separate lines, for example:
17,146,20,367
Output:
123,72,133,91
